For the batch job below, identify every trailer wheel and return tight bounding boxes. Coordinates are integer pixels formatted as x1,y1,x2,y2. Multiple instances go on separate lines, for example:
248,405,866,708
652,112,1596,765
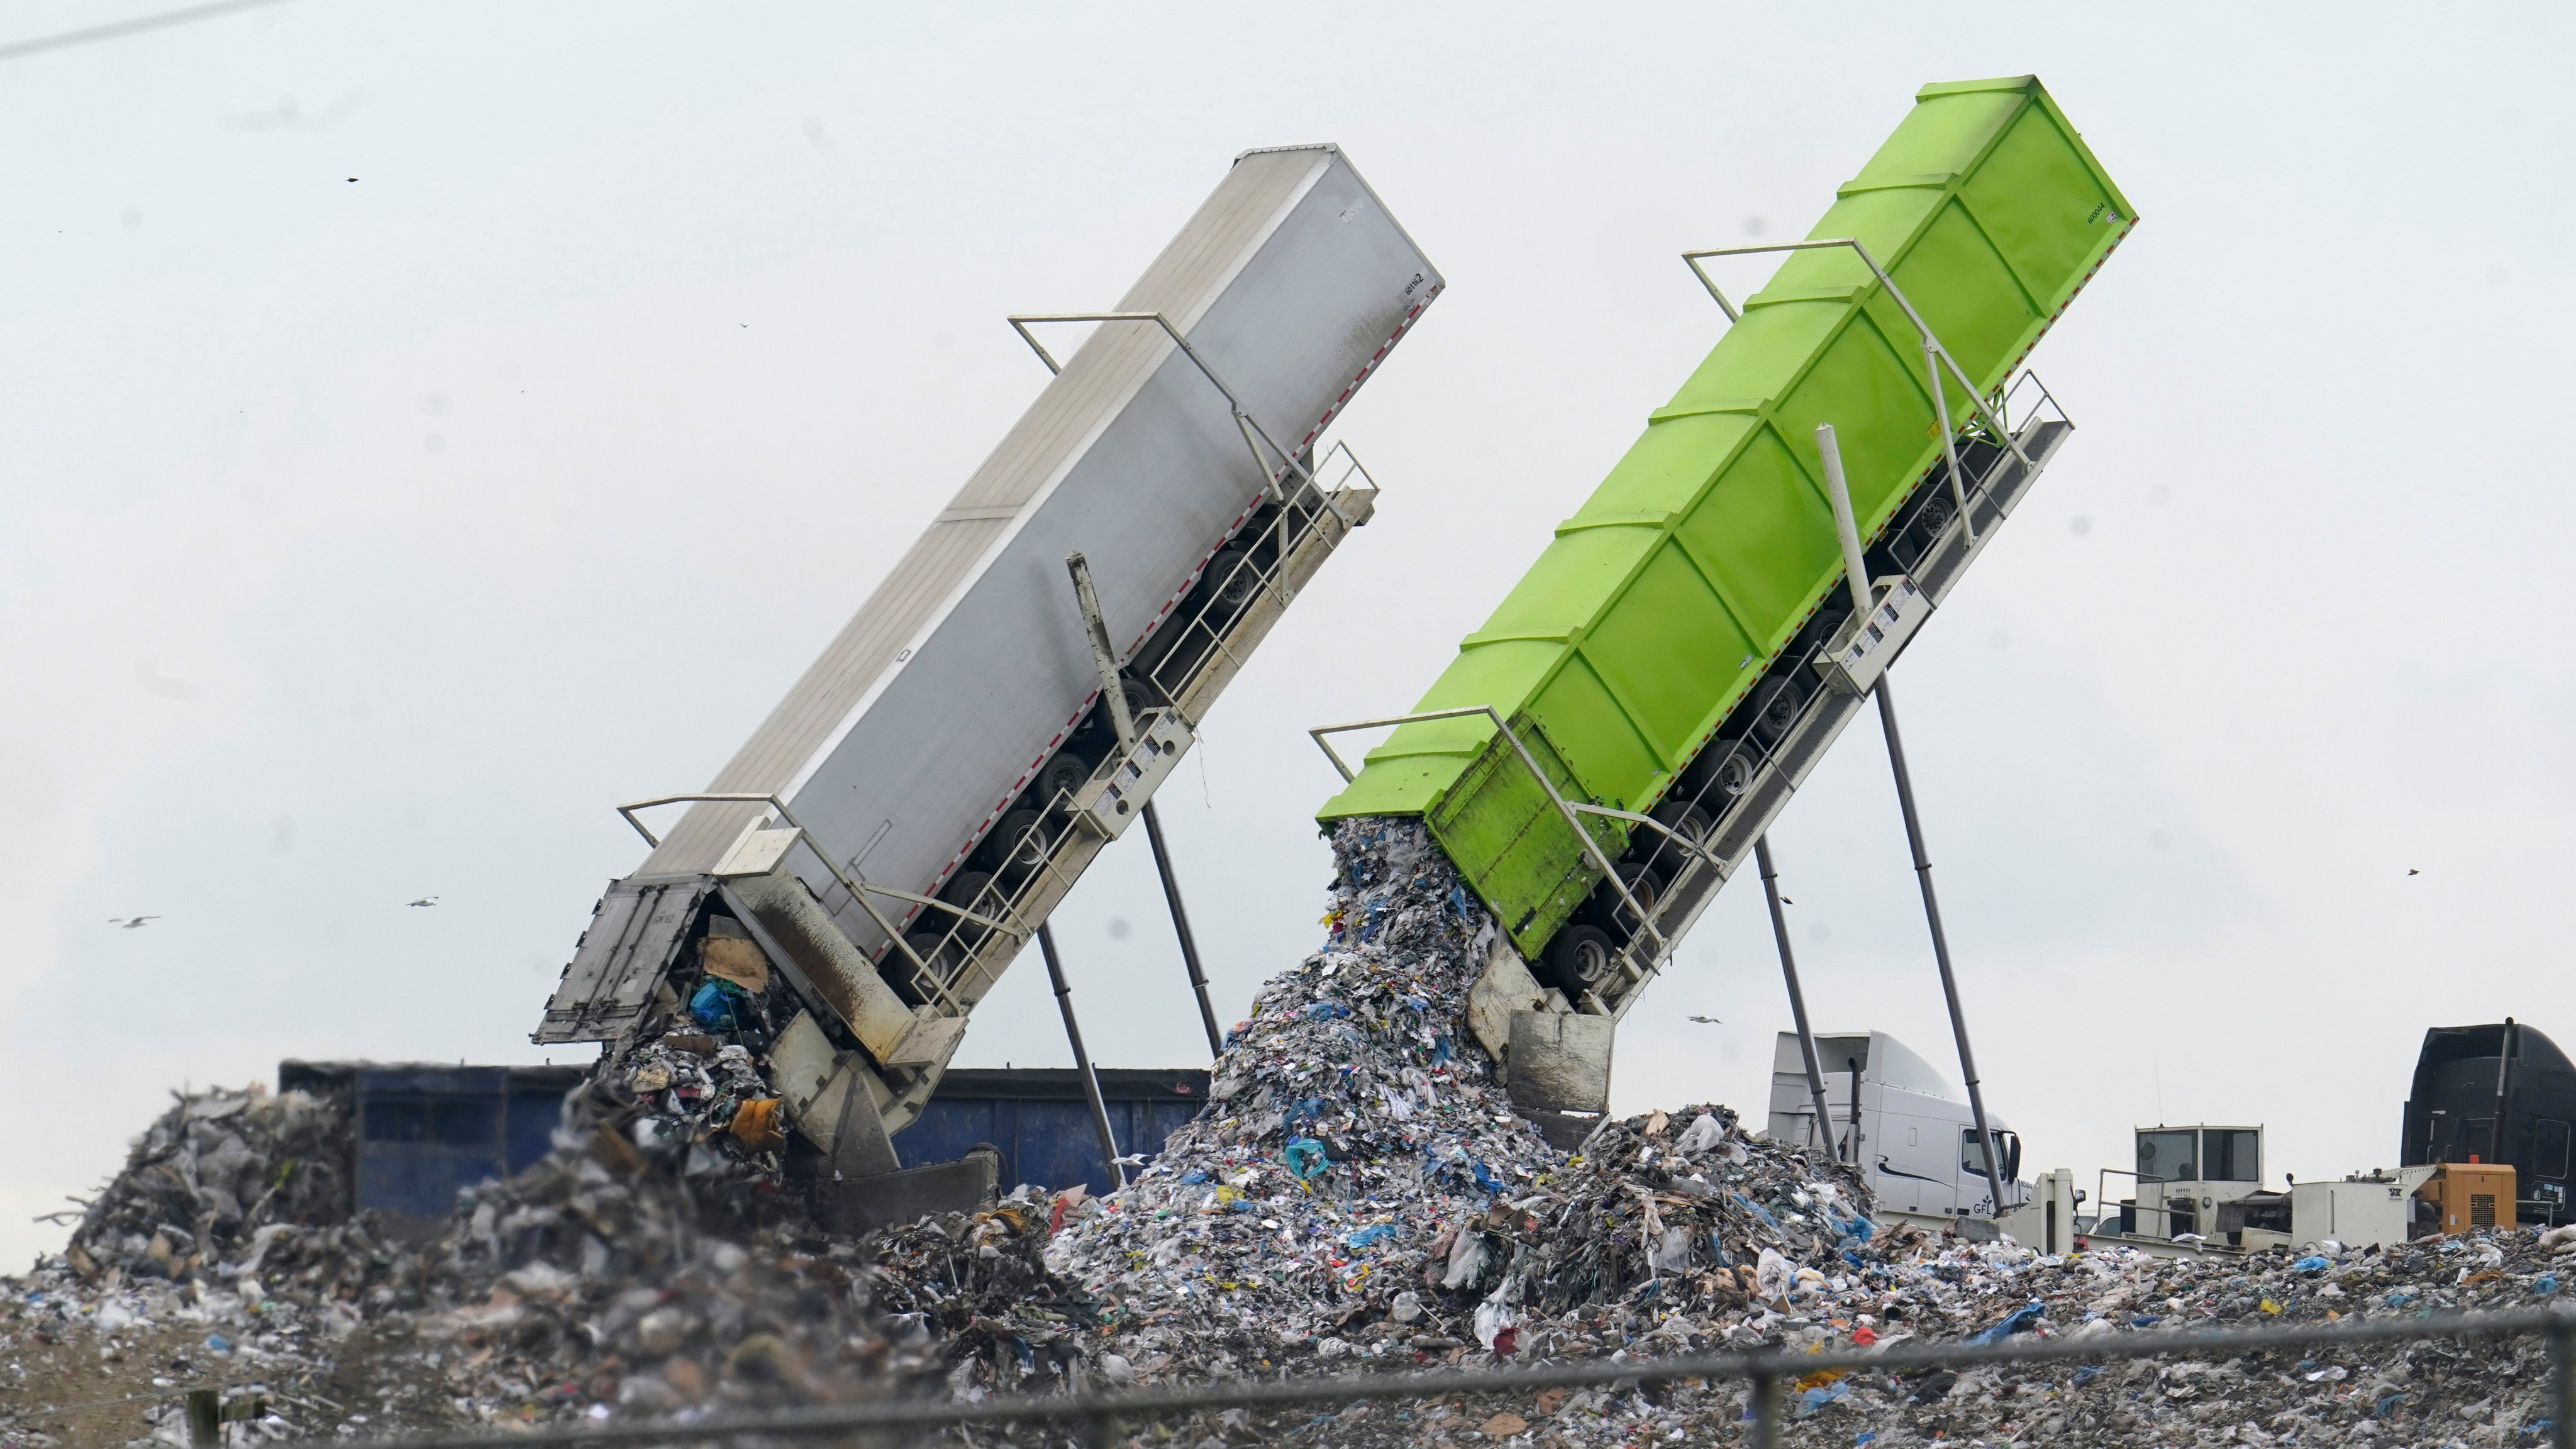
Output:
1645,800,1715,878
938,872,997,939
1605,862,1665,936
1749,677,1802,745
1545,924,1618,991
1204,548,1260,611
1036,753,1089,811
901,932,963,990
1119,675,1159,722
1652,799,1714,843
985,808,1048,877
1697,747,1755,799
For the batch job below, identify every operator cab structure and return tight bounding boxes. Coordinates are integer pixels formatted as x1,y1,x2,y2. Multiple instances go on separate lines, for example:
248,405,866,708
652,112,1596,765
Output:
2106,1123,2287,1247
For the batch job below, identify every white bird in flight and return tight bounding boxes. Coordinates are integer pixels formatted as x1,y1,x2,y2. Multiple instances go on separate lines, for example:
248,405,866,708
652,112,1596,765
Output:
1686,1014,1721,1025
108,916,159,930
408,897,440,908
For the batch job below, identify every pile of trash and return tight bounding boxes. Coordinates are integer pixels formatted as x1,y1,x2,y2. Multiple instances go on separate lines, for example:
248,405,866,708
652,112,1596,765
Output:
17,814,2576,1448
1049,819,1879,1381
1048,819,2576,1446
4,1069,1053,1439
60,1080,357,1284
1236,1222,2576,1448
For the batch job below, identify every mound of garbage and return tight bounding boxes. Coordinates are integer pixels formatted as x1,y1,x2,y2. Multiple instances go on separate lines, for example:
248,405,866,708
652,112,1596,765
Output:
1192,1223,2576,1449
1050,818,1877,1380
8,1072,1069,1441
58,1079,358,1285
11,817,2576,1449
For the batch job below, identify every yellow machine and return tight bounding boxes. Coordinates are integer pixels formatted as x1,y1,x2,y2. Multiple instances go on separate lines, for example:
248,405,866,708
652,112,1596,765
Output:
2417,1162,2517,1236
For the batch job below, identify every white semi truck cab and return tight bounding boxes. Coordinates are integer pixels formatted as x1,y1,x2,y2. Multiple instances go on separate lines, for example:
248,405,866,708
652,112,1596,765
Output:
1768,1030,2027,1217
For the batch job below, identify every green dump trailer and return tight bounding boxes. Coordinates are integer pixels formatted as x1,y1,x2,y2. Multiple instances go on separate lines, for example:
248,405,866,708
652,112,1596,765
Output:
1318,76,2135,1014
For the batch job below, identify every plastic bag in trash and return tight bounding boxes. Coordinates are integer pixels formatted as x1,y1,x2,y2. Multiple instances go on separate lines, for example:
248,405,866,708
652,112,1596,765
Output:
1283,1136,1330,1180
1756,1246,1794,1301
1675,1111,1724,1156
1967,1300,2046,1345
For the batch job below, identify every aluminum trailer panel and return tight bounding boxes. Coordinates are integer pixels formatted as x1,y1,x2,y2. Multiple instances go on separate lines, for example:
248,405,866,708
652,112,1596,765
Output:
1318,77,2131,995
540,145,1441,1075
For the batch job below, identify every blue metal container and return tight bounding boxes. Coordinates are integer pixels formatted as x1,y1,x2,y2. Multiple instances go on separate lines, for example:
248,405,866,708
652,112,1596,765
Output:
282,1060,1208,1218
279,1060,586,1226
900,1068,1209,1197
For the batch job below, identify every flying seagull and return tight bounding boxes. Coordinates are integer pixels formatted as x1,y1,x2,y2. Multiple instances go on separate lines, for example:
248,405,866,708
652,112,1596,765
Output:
2407,869,2420,877
108,916,159,930
407,897,440,908
1686,1014,1722,1025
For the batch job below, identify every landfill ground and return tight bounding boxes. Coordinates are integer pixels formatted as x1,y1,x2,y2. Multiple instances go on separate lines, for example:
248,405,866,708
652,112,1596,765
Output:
9,821,2572,1447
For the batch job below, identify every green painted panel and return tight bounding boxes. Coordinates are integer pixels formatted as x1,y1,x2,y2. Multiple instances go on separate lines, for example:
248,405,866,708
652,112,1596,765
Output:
1960,102,2127,308
1464,527,1660,647
1319,75,2134,953
1423,719,1617,950
1580,538,1758,765
1565,411,1755,528
1671,423,1843,655
1527,651,1660,813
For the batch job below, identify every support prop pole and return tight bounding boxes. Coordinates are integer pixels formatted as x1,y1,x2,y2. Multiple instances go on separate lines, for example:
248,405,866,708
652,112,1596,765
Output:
1066,552,1138,752
1142,801,1225,1057
1070,551,1224,1058
1038,921,1124,1190
1756,835,1838,1160
1815,421,2012,1218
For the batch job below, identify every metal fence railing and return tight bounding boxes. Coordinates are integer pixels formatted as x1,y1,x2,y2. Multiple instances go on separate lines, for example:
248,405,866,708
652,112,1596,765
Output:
285,1302,2576,1449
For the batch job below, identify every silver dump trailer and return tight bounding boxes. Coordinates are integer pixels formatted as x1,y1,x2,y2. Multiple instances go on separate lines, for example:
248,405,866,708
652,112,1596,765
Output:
533,144,1443,1194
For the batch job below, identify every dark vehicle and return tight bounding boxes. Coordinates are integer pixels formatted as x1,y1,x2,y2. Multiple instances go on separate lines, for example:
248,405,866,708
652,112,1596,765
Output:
2401,1020,2576,1226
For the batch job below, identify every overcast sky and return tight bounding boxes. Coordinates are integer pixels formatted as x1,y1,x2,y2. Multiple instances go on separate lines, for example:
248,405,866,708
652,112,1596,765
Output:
5,2,2571,1267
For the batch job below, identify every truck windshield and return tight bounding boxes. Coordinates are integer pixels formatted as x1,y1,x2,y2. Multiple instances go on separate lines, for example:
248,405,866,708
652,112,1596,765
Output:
2137,1130,2194,1181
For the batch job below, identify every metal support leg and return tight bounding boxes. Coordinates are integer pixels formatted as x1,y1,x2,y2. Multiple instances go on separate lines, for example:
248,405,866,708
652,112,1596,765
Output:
1874,676,2011,1216
1038,922,1124,1190
1141,800,1224,1057
1816,421,2011,1217
1756,836,1838,1160
1067,552,1139,752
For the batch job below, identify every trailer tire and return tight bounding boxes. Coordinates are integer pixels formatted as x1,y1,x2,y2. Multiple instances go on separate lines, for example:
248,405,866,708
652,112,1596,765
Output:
1545,924,1618,992
1643,800,1714,879
938,871,997,935
901,932,962,994
1748,677,1802,745
1204,548,1260,611
1605,862,1665,936
985,809,1048,877
1035,753,1089,811
1691,745,1754,801
1652,799,1714,844
1119,675,1159,722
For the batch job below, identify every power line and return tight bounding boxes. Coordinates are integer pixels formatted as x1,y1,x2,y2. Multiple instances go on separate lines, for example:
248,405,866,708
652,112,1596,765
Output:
0,0,303,63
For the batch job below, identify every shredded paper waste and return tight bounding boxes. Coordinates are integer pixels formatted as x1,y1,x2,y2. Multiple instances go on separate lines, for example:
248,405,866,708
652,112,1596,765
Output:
8,822,2572,1448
